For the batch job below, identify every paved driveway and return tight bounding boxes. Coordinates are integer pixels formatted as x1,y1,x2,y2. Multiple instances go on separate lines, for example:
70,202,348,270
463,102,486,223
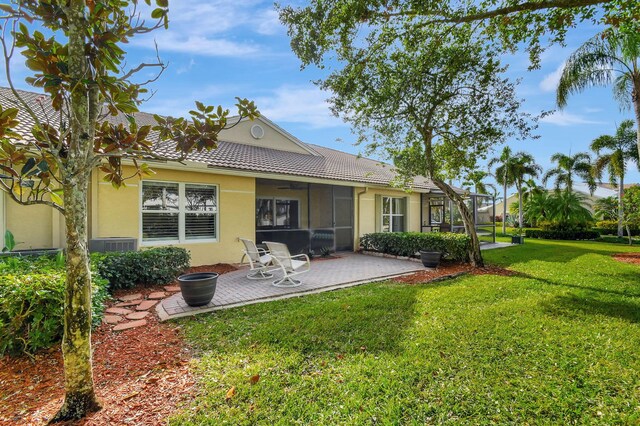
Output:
157,252,423,320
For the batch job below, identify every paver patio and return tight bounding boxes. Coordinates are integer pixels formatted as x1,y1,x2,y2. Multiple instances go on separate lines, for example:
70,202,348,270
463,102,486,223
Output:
157,252,425,320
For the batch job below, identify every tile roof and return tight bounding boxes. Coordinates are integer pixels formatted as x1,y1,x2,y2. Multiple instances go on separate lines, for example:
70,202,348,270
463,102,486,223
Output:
0,87,441,191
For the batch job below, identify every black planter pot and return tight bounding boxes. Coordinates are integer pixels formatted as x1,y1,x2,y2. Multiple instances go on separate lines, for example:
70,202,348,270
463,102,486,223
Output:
511,236,525,244
178,272,219,307
419,251,442,268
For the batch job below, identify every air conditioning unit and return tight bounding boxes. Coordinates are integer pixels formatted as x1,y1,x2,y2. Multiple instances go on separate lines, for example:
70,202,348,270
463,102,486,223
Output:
89,238,138,253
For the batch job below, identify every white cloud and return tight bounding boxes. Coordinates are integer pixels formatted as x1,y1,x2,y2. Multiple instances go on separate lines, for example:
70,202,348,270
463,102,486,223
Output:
135,33,259,57
255,85,346,129
539,110,605,126
176,58,196,75
255,9,283,35
539,62,565,92
132,0,284,58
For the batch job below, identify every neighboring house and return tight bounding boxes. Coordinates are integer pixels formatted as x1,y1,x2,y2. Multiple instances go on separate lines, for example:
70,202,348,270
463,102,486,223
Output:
0,88,495,265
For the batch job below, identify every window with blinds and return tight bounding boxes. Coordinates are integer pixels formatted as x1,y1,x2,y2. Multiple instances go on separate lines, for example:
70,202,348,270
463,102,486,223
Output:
381,196,406,232
142,181,218,243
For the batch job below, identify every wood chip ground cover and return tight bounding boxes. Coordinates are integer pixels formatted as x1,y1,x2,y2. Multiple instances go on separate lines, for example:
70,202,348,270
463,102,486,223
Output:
0,264,235,425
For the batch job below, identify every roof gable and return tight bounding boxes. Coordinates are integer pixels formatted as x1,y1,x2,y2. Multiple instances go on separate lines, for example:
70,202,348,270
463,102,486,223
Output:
218,116,319,156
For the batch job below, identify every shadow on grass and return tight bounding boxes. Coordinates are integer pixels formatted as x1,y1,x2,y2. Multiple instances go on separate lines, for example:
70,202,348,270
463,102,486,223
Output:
543,294,640,323
187,283,421,356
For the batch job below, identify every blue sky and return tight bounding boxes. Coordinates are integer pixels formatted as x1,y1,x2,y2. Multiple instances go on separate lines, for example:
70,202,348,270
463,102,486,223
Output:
2,0,638,191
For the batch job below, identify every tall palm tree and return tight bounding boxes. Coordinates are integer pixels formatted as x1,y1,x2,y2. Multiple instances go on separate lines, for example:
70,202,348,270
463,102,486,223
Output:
591,119,639,236
488,146,515,234
543,152,595,194
557,30,640,159
511,153,542,228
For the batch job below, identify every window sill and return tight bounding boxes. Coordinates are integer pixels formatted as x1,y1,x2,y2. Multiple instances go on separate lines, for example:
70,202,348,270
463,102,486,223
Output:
141,239,219,246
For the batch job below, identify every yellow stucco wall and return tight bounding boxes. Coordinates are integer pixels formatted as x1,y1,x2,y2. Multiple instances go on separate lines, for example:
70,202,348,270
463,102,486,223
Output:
4,196,62,250
356,187,422,246
93,166,255,266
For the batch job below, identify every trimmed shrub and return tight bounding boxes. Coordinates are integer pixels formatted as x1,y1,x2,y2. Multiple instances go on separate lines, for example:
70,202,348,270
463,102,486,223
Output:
524,229,600,241
0,257,109,356
594,220,640,236
360,232,470,262
94,246,190,290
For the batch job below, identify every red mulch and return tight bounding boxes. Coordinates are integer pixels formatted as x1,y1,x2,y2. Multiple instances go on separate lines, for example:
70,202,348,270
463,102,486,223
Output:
0,263,237,426
613,253,640,265
392,261,517,284
184,263,238,275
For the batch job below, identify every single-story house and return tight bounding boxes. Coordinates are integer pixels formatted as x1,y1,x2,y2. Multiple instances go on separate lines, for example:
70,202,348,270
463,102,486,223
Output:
0,88,495,265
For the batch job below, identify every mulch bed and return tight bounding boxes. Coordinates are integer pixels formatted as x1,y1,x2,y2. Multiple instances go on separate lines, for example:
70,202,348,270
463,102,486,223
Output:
392,261,517,284
0,263,237,426
185,263,238,275
613,253,640,265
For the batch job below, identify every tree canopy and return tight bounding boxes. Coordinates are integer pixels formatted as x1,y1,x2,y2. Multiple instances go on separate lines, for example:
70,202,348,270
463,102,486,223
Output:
279,0,639,69
312,24,534,266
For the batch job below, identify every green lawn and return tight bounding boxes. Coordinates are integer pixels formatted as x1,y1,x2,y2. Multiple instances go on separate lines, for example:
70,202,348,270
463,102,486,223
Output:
171,240,640,425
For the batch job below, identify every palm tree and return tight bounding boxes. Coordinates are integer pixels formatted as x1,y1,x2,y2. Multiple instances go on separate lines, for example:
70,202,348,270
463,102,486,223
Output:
462,170,497,196
542,152,595,194
523,191,553,227
557,30,640,159
591,119,639,236
488,147,516,234
511,153,542,228
593,196,618,221
548,191,593,226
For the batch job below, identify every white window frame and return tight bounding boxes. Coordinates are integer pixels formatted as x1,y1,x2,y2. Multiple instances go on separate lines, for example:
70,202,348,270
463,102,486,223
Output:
140,180,219,245
255,196,301,229
381,196,406,233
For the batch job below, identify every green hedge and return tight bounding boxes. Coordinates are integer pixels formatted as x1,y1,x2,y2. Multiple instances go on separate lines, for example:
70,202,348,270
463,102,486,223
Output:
524,229,600,241
0,257,109,356
94,246,190,290
594,220,640,236
360,232,470,262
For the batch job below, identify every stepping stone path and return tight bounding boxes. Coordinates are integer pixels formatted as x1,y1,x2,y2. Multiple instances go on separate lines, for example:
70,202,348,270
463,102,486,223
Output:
103,286,180,331
148,292,167,300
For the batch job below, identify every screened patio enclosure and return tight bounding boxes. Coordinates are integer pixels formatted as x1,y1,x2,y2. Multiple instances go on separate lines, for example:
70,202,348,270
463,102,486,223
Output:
420,192,496,244
255,179,354,255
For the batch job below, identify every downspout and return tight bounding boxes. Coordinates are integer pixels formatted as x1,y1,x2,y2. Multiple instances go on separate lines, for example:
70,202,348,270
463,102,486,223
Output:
355,187,368,251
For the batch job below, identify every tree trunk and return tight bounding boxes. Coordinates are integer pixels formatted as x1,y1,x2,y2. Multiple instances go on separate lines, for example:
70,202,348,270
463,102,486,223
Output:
502,179,507,234
517,183,524,229
51,1,101,422
420,128,483,267
632,75,640,161
51,176,101,423
433,178,484,267
618,174,624,238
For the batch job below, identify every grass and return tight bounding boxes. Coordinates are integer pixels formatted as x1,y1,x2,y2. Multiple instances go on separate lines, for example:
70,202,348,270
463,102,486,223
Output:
171,239,640,425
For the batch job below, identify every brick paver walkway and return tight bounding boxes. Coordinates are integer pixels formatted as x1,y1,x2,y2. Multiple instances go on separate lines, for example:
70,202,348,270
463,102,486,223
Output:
157,253,424,320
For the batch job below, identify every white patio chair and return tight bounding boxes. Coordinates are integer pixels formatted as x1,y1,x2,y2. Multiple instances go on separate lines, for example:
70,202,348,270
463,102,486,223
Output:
240,238,274,280
263,241,310,287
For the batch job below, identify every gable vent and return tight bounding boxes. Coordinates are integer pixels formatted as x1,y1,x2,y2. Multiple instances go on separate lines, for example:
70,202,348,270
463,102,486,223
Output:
250,124,265,139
